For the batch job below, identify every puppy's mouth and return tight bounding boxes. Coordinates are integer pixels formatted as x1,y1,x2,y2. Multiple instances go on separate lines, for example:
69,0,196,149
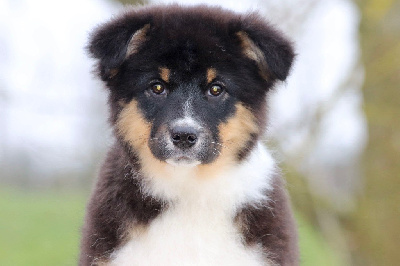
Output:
165,156,201,167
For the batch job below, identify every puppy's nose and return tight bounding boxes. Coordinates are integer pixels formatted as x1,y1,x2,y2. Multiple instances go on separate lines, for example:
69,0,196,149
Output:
170,126,198,149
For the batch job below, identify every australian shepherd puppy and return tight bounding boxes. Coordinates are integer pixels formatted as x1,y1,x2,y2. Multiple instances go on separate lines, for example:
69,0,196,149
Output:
80,4,298,266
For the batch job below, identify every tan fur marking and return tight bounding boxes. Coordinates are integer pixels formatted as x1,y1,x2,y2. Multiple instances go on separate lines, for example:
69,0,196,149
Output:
126,24,151,58
116,100,168,179
236,31,269,80
206,68,217,83
117,99,126,107
117,100,150,151
109,68,119,79
121,223,148,246
160,67,170,83
117,101,259,180
127,224,147,239
197,103,260,177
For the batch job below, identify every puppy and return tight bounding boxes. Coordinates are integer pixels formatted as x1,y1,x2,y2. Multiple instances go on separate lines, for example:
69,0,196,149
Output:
80,5,298,266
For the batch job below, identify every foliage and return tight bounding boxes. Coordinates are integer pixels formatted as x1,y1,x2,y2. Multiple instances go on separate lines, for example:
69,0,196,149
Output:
350,0,400,264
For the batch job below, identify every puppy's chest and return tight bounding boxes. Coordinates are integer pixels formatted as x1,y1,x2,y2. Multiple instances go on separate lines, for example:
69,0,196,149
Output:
110,203,266,266
110,143,274,265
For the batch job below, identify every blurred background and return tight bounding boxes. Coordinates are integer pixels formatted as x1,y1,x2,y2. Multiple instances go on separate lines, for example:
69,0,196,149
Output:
0,0,398,265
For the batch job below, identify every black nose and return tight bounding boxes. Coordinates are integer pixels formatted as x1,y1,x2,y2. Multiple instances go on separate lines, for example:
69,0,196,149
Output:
170,126,198,149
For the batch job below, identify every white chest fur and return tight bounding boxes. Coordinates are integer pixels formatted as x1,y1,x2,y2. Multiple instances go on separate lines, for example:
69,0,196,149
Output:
110,143,275,266
110,202,266,266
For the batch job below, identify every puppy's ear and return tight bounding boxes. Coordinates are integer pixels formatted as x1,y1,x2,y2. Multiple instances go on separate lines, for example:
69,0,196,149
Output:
88,15,151,81
235,15,295,81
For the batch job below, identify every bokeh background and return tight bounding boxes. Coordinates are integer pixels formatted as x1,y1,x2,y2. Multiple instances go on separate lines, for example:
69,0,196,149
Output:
0,0,398,265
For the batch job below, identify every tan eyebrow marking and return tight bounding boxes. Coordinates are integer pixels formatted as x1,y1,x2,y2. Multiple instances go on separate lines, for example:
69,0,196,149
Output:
207,68,217,83
159,67,170,83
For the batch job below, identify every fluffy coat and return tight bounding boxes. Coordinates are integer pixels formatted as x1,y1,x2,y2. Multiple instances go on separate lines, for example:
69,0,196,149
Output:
80,5,298,266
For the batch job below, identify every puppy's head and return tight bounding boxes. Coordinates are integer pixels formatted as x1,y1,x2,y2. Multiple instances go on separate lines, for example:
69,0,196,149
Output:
88,5,294,170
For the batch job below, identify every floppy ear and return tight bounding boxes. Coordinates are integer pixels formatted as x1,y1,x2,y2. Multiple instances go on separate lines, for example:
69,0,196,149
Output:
88,15,151,81
236,15,295,81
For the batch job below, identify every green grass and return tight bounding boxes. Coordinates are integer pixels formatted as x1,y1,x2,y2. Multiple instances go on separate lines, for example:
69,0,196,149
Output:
296,215,341,266
0,187,338,266
0,188,87,266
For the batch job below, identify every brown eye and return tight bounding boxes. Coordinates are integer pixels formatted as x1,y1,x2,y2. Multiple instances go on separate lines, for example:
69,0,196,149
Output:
209,85,223,96
152,83,165,94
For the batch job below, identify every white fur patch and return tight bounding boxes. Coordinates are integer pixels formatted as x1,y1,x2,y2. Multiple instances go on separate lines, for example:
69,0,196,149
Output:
171,96,201,131
110,142,275,266
165,158,201,167
171,116,201,129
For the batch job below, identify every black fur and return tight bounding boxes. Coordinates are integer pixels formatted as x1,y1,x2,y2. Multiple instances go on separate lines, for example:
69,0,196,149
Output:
88,5,294,123
80,4,298,265
80,142,167,265
88,6,294,84
236,174,299,265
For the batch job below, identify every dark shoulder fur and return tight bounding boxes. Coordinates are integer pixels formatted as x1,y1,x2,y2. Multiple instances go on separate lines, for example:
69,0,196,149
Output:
79,143,167,265
236,174,299,266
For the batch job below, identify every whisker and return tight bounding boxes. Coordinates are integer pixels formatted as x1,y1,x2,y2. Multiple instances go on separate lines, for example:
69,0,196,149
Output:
211,141,231,151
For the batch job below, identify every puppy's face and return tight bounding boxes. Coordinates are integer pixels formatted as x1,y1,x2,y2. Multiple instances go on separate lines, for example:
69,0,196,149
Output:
132,66,236,166
89,6,294,169
117,64,259,167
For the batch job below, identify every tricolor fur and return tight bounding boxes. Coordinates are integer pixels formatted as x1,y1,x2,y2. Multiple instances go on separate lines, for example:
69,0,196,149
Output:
80,5,298,266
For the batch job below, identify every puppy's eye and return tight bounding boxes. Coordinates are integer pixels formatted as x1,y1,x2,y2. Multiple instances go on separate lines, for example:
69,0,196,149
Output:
151,83,165,95
208,85,224,97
